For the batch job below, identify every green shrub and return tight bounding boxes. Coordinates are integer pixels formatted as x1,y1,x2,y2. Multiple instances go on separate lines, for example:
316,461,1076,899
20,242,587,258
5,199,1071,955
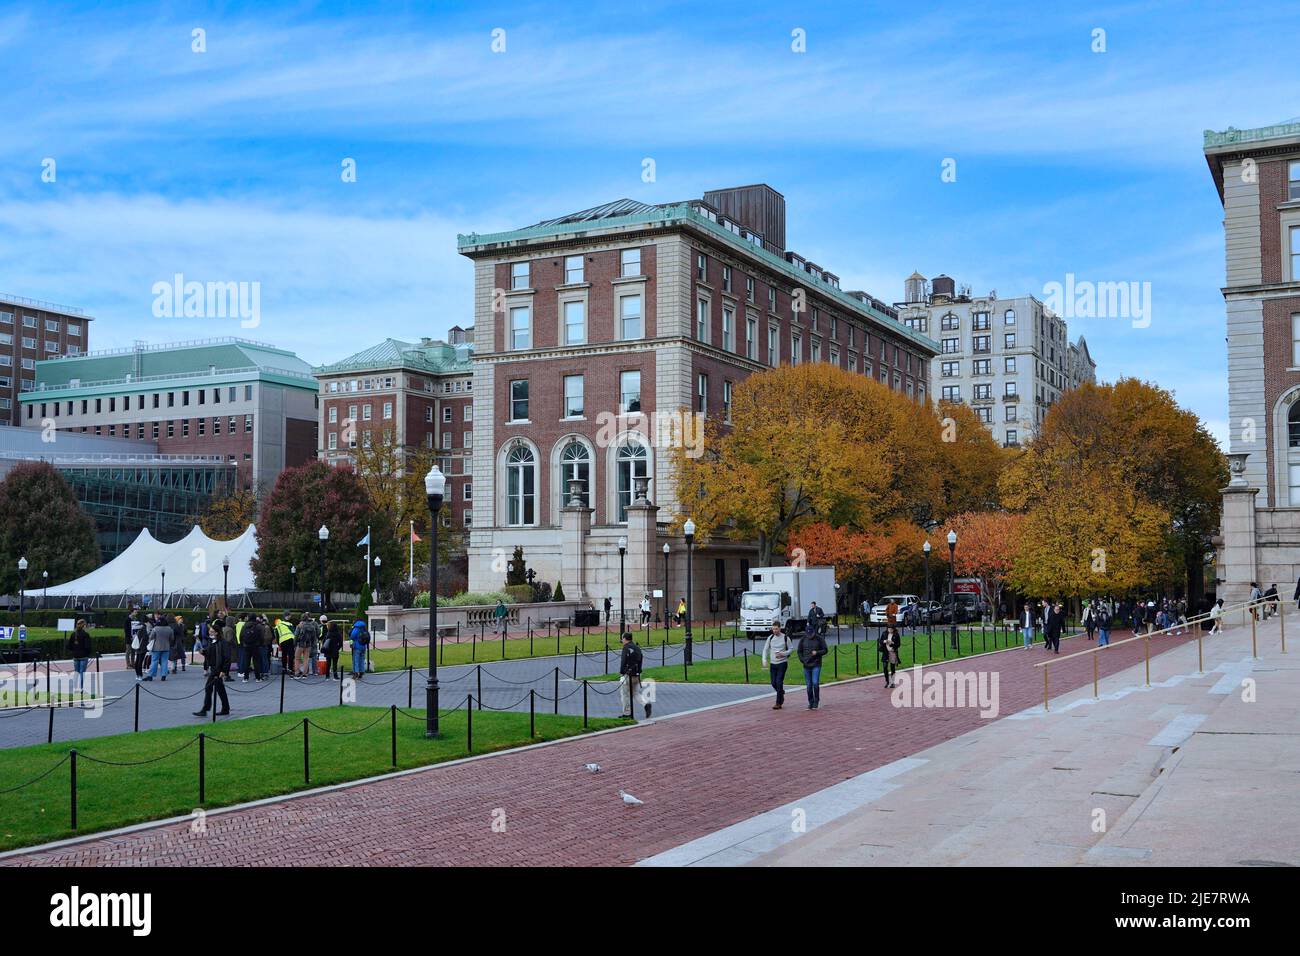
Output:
553,581,566,602
412,590,516,609
503,584,533,605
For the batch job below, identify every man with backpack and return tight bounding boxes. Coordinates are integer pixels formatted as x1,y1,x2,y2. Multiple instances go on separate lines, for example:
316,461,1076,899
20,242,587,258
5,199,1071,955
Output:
618,631,649,720
349,618,370,679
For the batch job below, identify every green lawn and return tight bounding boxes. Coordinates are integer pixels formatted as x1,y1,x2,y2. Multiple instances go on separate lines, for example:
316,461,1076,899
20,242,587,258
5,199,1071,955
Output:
0,705,620,852
595,625,1055,685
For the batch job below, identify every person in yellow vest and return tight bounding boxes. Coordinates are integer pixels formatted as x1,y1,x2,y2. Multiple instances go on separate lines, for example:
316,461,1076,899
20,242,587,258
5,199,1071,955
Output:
275,617,296,675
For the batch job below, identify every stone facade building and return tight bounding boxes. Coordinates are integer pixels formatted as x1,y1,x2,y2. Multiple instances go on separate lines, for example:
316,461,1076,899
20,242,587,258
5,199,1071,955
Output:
1206,120,1300,602
456,185,940,618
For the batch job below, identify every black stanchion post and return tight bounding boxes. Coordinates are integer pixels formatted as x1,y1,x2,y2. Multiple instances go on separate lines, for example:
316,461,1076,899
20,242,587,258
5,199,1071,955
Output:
529,688,535,737
70,749,77,830
476,664,482,711
472,626,477,662
501,623,506,660
834,644,838,680
47,704,54,743
604,642,609,673
572,645,578,678
467,694,473,752
391,704,397,767
134,683,140,732
583,680,588,728
856,644,860,675
529,622,533,656
403,625,408,670
743,648,749,684
279,669,285,714
46,656,51,699
408,665,413,709
302,718,310,784
553,667,559,715
199,732,205,804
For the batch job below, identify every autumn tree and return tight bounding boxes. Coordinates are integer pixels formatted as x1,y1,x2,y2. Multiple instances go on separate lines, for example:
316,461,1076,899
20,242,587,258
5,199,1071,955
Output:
198,488,258,539
944,510,1025,613
672,364,944,564
790,519,927,598
251,461,386,603
350,431,454,573
0,463,99,592
935,401,1007,515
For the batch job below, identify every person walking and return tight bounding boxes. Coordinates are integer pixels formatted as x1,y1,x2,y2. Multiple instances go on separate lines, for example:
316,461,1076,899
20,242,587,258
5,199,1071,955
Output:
1096,601,1112,647
760,621,793,709
1209,598,1225,634
639,594,652,626
798,615,828,710
1083,600,1096,641
275,616,296,675
322,618,342,679
676,597,686,627
618,631,649,719
349,618,369,679
293,613,319,677
129,611,147,681
240,615,265,682
144,615,172,681
493,599,508,636
67,619,92,692
603,596,613,626
193,615,232,718
169,614,187,674
879,618,901,689
1020,601,1036,650
1249,582,1262,621
806,600,826,637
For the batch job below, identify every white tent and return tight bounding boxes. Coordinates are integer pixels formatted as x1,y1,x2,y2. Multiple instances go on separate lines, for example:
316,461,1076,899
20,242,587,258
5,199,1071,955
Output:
44,524,259,604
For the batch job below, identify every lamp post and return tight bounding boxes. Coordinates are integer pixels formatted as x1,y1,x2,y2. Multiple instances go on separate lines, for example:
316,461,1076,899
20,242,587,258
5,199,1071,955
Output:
923,540,932,635
41,570,48,610
17,557,27,640
373,556,381,603
160,569,166,610
318,525,330,612
424,464,445,738
222,556,229,610
617,536,627,632
683,519,695,666
947,530,958,650
662,542,670,635
290,565,296,601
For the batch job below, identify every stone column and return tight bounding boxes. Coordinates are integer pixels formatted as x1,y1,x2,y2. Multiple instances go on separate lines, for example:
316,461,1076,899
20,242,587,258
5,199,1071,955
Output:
625,476,659,617
559,479,593,602
1219,453,1259,608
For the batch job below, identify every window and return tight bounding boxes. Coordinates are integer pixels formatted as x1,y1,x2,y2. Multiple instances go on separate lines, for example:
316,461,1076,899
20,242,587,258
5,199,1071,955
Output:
564,255,584,284
426,407,433,423
975,406,991,423
229,386,236,402
745,277,755,303
22,315,35,327
463,510,473,528
746,318,757,360
722,306,734,352
942,338,960,354
941,314,960,331
696,373,708,413
1005,429,1018,446
722,266,732,292
1006,405,1017,422
619,295,642,339
244,414,253,432
214,417,222,435
505,445,536,525
972,335,990,353
463,483,472,502
329,433,337,450
43,341,58,353
198,418,206,436
1005,356,1018,374
22,337,35,349
442,432,452,450
229,416,237,433
362,404,372,421
1292,225,1300,281
510,380,529,421
723,381,733,423
563,300,585,345
510,261,529,290
973,359,991,375
974,384,992,400
563,375,584,418
1004,309,1016,325
464,405,472,421
510,305,531,350
768,287,776,312
245,385,252,401
696,299,710,343
167,421,174,438
1291,161,1300,202
615,440,648,522
973,312,990,331
811,339,822,363
768,326,778,366
1004,382,1018,397
464,431,473,449
382,402,392,420
941,361,959,377
791,333,802,365
560,441,590,507
1005,333,1016,349
620,248,641,277
152,422,159,439
619,370,641,414
941,386,960,401
695,253,707,280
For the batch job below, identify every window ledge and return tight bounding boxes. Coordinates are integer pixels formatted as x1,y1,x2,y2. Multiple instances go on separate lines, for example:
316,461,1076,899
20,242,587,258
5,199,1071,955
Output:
611,275,648,286
561,416,587,422
506,419,531,425
556,282,591,292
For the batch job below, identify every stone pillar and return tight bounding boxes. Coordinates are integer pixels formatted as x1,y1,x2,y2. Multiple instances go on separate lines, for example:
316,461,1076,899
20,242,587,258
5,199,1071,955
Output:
1219,453,1259,608
625,476,659,619
560,479,593,602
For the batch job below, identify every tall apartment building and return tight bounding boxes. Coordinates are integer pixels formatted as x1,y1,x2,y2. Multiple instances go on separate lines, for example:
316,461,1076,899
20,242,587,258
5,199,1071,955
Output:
19,338,318,493
896,274,1095,447
0,293,91,426
457,184,940,612
314,330,475,530
1205,120,1300,603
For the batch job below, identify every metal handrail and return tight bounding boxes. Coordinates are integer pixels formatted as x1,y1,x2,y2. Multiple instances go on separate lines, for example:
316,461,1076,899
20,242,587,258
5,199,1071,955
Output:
1036,596,1284,711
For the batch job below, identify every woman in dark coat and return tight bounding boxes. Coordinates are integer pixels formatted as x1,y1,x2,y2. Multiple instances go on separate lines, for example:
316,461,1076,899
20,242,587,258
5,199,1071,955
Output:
878,622,901,689
169,614,188,673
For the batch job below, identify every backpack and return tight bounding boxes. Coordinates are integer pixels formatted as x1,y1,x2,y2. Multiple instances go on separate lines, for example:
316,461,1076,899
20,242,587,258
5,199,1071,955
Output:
627,644,643,674
357,626,371,646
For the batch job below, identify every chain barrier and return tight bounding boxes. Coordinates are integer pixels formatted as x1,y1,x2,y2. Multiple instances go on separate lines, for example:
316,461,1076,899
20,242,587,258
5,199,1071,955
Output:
78,736,199,766
0,753,70,794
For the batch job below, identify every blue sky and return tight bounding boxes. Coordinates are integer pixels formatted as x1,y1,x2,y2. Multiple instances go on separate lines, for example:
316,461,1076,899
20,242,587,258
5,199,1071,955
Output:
2,0,1298,444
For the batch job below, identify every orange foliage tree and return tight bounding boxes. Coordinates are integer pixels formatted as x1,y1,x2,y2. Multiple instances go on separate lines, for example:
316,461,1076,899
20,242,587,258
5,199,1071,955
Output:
943,510,1025,614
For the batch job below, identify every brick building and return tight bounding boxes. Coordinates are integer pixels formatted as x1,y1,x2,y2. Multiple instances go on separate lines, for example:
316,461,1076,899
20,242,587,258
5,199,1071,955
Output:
19,337,318,494
1206,120,1300,603
313,331,475,530
457,184,940,615
0,292,91,426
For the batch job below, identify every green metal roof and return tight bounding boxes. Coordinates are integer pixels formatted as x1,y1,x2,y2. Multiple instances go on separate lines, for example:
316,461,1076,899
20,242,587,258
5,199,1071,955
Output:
20,337,315,401
314,338,474,376
1204,119,1300,150
458,202,940,355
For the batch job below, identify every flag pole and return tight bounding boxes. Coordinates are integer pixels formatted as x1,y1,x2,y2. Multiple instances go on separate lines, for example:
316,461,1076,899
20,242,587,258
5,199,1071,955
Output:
409,519,415,583
366,524,371,589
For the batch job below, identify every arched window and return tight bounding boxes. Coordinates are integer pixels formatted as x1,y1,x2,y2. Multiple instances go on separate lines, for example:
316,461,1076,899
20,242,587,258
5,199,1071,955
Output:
615,440,648,523
1290,403,1300,448
505,444,536,526
560,441,590,508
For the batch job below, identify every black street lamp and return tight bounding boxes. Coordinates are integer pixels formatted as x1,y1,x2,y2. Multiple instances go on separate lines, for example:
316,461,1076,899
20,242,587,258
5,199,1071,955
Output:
373,556,382,603
318,525,330,612
617,536,627,632
41,570,48,611
683,519,696,666
160,569,166,611
662,542,670,639
222,555,230,610
424,464,445,738
17,557,27,640
923,539,932,635
290,564,296,601
947,529,958,650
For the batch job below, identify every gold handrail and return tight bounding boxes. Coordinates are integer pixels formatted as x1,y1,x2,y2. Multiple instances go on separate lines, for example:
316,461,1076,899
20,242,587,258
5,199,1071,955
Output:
1035,596,1270,712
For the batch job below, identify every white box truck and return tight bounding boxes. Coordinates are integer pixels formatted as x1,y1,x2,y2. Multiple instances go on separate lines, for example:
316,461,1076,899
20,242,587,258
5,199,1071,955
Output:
740,566,837,637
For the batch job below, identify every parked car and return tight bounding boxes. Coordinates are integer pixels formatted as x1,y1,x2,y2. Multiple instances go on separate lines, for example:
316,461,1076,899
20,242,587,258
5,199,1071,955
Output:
869,594,920,625
914,600,945,624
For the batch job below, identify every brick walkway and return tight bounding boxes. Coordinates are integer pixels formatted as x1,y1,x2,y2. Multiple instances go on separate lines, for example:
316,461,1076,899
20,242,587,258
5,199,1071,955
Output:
2,628,1192,866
